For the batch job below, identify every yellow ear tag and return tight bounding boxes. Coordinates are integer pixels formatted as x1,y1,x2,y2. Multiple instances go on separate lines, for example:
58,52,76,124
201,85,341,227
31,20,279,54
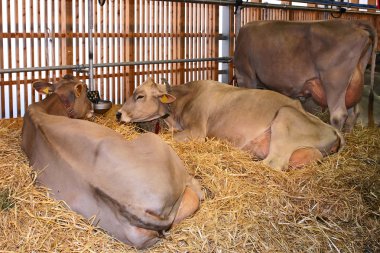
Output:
160,95,168,103
42,87,51,94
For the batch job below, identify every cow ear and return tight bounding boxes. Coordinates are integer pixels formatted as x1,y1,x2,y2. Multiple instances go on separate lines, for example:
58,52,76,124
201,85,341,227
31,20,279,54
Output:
33,81,54,95
159,94,176,104
74,84,83,98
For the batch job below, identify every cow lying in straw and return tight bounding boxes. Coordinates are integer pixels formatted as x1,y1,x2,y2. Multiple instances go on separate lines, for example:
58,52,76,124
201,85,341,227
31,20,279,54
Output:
117,78,344,170
21,75,202,249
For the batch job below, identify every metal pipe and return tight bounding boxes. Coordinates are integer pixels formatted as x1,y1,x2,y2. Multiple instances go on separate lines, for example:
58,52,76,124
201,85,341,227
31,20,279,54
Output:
241,1,379,13
88,0,94,91
161,0,379,14
0,57,232,74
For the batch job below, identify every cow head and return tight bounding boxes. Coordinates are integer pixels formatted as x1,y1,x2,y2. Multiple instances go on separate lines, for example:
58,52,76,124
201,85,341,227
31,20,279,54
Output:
33,74,94,119
116,78,176,123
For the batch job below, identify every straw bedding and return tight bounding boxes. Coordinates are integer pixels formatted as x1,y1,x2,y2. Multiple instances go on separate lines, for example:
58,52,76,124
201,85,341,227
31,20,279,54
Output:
0,106,379,252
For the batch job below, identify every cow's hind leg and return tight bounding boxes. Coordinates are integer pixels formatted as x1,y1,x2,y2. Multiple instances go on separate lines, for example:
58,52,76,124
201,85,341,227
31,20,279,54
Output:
123,224,161,249
173,187,200,225
263,106,339,170
289,147,323,168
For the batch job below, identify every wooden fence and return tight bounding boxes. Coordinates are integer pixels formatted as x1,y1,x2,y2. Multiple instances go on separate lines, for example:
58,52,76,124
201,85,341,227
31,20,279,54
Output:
0,0,379,118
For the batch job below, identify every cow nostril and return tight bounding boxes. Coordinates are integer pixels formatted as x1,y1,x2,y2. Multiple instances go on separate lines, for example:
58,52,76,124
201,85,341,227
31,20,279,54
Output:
116,111,122,120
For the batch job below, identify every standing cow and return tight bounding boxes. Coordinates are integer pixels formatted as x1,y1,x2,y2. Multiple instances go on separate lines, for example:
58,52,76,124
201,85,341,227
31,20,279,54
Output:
22,75,202,249
117,78,343,170
234,19,377,131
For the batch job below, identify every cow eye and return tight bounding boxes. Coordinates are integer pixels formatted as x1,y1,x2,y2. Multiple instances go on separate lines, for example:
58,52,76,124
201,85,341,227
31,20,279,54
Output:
136,95,144,100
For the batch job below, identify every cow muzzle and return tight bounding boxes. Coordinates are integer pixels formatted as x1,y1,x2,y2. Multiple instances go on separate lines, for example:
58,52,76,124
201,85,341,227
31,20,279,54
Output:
116,110,131,123
116,111,122,121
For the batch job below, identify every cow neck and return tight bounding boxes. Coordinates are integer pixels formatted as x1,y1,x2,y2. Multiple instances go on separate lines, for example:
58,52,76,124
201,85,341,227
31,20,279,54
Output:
56,93,75,118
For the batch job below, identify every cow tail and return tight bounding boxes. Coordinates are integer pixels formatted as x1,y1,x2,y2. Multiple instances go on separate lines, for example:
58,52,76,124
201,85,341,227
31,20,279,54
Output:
360,21,377,127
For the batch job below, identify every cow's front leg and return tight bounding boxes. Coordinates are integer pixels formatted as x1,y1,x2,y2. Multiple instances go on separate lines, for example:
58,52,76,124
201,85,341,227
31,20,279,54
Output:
344,105,360,132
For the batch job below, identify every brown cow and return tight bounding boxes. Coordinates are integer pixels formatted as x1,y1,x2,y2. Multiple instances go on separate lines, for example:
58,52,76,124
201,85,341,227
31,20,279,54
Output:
21,75,202,249
234,19,377,131
117,78,344,170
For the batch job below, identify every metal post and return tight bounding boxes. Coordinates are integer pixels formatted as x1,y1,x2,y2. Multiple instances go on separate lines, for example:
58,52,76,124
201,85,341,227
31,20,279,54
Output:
220,6,231,83
88,0,94,91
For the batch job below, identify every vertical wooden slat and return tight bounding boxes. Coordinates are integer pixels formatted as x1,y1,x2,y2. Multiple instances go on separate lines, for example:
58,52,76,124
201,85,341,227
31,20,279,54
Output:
64,0,73,76
116,0,121,104
75,0,80,72
81,0,86,82
109,0,114,102
37,1,42,101
171,2,176,84
94,0,98,89
178,3,185,84
105,0,110,98
127,0,135,97
22,0,27,114
0,0,5,118
30,0,35,104
185,3,190,82
159,1,164,81
99,0,104,95
14,0,21,117
165,2,169,84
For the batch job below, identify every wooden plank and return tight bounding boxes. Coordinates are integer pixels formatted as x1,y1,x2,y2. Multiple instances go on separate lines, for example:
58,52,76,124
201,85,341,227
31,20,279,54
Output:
75,0,80,70
178,2,185,84
81,0,86,81
0,0,4,118
94,0,98,89
65,0,73,75
109,0,114,102
15,0,21,117
127,0,135,97
116,0,121,104
22,0,28,114
165,1,169,84
99,0,104,96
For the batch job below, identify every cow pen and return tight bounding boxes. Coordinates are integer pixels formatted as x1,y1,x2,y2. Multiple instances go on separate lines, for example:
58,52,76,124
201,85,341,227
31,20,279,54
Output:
1,0,380,252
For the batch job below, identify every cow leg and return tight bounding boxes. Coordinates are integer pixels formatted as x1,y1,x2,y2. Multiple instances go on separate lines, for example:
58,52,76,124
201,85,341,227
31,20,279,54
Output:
344,105,360,132
323,82,349,130
288,147,323,168
173,187,200,225
123,224,161,250
235,66,258,88
263,106,340,170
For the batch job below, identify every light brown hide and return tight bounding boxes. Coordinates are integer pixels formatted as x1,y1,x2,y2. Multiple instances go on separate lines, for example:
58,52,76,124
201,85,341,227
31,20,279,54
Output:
118,79,344,170
21,76,202,249
234,19,377,131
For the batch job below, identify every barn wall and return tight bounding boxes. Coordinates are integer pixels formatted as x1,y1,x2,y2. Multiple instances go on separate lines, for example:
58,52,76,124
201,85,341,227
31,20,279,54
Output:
0,0,220,118
0,0,379,119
